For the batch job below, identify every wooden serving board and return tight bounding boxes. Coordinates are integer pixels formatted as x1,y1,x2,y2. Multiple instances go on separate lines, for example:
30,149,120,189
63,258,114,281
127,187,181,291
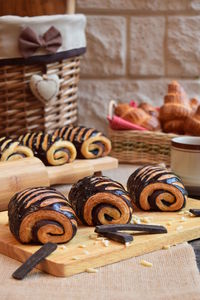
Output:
0,198,200,278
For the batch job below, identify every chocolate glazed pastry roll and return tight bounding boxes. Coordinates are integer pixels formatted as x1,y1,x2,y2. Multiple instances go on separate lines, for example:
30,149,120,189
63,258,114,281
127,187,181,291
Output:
8,187,77,244
18,132,76,166
53,125,112,159
0,136,33,161
68,175,133,226
127,165,187,212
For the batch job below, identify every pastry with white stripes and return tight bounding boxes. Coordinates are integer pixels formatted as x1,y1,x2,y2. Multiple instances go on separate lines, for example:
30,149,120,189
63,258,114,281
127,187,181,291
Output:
68,175,133,226
127,165,187,212
8,187,77,244
18,132,76,166
0,136,33,161
53,125,111,159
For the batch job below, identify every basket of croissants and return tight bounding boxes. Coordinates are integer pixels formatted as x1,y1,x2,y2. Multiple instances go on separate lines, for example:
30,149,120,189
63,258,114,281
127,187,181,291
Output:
108,80,200,166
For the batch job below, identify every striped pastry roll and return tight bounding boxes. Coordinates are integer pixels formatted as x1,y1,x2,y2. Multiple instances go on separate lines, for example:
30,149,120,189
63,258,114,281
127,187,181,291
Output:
0,137,33,161
68,175,133,226
53,125,112,159
127,165,187,212
8,187,77,244
18,132,77,166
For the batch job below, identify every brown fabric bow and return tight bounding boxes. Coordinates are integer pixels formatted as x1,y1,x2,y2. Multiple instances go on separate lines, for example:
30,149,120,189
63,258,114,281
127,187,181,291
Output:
18,26,62,58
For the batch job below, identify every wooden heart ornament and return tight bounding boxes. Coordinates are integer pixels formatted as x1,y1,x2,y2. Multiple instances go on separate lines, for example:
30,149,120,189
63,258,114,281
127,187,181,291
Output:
30,74,60,103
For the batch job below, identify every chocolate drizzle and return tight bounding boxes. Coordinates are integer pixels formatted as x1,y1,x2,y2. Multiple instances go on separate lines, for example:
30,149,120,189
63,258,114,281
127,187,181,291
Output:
18,132,76,165
68,175,133,226
0,136,33,161
8,187,77,244
53,125,111,159
127,165,187,212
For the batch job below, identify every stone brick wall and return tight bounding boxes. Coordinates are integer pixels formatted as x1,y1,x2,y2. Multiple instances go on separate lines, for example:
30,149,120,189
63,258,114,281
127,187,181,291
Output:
76,0,200,133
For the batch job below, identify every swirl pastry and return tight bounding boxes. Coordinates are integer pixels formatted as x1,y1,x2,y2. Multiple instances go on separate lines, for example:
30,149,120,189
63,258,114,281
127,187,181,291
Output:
127,165,187,212
68,175,133,226
18,132,76,166
53,126,111,159
114,104,161,131
0,137,33,161
184,105,200,136
8,187,77,244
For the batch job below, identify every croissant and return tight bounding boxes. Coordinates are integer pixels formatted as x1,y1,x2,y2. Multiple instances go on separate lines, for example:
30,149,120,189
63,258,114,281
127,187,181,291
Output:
138,102,159,118
0,137,33,161
184,105,200,136
127,165,187,212
160,81,191,122
190,98,200,114
115,103,160,131
68,175,133,226
114,103,131,117
163,120,185,134
18,132,76,166
53,126,111,159
8,187,78,244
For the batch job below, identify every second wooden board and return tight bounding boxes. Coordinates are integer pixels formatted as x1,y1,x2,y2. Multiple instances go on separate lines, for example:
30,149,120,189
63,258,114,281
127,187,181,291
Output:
0,198,200,277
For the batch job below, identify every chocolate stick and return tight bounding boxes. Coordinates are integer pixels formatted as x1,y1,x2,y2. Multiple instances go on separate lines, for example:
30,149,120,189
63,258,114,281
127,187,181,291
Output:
98,231,133,244
189,209,200,216
12,242,57,280
95,224,167,234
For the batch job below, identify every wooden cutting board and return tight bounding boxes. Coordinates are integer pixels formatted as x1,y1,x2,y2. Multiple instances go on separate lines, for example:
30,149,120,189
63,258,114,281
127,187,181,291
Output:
0,198,200,277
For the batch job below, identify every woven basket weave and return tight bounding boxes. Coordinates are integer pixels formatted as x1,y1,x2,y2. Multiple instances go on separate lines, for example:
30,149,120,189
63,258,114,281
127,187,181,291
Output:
0,56,80,137
108,101,178,166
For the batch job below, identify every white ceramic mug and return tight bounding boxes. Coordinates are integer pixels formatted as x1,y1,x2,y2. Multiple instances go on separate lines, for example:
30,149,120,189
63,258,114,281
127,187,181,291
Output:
171,136,200,187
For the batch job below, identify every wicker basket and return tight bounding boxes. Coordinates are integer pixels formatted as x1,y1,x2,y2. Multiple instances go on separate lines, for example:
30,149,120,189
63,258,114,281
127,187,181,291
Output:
0,12,86,137
0,58,80,137
108,101,177,166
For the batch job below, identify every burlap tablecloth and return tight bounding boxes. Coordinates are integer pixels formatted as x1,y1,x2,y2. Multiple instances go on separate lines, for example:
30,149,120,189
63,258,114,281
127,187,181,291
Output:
1,165,200,299
0,243,200,300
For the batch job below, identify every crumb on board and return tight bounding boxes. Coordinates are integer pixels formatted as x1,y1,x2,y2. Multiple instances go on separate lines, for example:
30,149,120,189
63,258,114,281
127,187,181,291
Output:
180,217,186,222
72,256,79,260
85,268,99,273
89,234,98,240
59,245,66,250
96,237,105,241
166,221,172,226
78,244,86,248
83,250,90,255
140,216,152,224
176,225,183,232
162,245,171,250
131,215,141,224
102,239,109,247
125,242,131,248
140,260,153,267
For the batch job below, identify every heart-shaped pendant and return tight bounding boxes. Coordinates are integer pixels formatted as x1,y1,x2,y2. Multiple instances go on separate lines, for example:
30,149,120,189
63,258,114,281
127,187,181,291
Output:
30,74,60,104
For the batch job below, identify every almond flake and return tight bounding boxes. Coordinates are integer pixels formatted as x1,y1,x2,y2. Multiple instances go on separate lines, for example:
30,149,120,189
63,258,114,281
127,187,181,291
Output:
140,260,153,267
78,244,86,248
85,268,99,273
162,245,170,250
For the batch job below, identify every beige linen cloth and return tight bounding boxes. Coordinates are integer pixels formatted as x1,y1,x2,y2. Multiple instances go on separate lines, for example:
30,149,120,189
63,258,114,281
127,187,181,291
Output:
0,243,200,300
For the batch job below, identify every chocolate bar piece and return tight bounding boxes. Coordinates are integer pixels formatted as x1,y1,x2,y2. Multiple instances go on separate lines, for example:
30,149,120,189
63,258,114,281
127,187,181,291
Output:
189,209,200,216
12,242,57,280
97,231,133,244
95,224,167,234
